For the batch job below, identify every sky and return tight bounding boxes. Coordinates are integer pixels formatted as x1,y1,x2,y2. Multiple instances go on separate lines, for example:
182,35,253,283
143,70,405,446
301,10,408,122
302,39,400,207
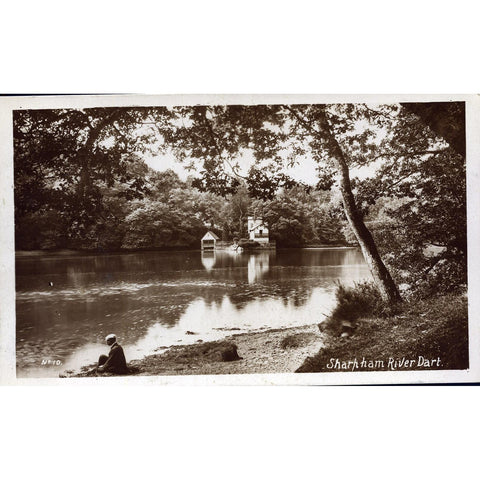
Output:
141,106,388,185
144,148,377,186
144,150,322,185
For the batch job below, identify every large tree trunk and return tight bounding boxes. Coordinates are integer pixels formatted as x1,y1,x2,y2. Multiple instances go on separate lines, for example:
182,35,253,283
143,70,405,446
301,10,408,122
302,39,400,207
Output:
320,111,402,304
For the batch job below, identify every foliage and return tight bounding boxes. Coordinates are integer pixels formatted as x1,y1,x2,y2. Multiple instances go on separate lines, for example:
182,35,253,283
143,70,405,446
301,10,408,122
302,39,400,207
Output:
14,159,347,251
14,107,173,244
320,282,395,336
14,162,347,251
331,282,385,320
297,294,468,372
122,200,201,249
121,172,225,249
251,187,346,247
219,184,252,239
237,239,261,249
15,209,67,250
352,104,467,296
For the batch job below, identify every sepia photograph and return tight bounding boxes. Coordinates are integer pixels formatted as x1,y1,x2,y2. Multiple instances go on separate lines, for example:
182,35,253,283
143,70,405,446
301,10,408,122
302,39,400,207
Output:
2,94,477,384
3,5,480,480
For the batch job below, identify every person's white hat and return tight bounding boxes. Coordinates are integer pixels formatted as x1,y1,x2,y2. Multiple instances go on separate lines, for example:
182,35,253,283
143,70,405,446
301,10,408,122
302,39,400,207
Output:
105,333,116,341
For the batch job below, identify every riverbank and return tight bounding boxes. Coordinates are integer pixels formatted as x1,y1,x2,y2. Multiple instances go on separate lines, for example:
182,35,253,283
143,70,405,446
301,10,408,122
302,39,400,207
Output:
61,324,324,377
61,293,468,378
297,293,469,373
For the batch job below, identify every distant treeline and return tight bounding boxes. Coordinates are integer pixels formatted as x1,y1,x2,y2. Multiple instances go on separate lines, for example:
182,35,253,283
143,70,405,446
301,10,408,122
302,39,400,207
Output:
15,167,348,251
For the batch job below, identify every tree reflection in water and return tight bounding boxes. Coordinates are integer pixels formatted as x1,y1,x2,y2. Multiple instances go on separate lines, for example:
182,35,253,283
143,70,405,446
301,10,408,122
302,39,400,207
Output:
16,248,370,377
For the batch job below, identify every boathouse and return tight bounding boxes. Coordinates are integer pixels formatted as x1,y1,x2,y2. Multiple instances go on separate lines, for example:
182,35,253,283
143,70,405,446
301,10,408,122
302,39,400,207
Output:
201,231,220,250
247,216,269,244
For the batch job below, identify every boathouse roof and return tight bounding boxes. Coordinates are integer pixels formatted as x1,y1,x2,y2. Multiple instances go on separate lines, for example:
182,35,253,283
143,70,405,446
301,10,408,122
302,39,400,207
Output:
201,231,220,241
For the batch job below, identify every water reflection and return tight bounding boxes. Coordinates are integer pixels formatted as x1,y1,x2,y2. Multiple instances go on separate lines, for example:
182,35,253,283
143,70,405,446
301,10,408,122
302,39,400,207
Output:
15,248,371,377
248,253,270,283
201,251,216,271
201,250,271,283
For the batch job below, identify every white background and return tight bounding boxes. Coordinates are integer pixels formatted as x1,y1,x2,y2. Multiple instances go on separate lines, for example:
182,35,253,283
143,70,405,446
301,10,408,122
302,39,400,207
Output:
1,1,479,479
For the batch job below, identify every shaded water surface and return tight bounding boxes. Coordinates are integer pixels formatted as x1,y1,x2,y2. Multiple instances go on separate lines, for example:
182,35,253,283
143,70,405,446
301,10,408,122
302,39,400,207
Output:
16,248,370,377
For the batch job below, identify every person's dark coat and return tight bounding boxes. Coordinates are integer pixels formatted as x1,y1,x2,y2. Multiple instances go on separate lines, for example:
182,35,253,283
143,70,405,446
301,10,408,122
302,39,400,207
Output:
99,342,128,374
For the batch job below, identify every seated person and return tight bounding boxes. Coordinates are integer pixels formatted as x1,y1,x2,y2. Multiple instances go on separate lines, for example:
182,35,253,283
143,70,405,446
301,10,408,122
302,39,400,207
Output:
97,334,128,374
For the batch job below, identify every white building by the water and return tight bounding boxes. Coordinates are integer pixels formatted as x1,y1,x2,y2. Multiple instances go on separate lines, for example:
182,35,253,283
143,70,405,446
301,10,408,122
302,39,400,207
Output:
201,231,220,250
247,216,269,243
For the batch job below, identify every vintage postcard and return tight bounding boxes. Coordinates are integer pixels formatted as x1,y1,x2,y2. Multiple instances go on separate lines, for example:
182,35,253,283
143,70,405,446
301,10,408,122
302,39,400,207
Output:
0,94,478,385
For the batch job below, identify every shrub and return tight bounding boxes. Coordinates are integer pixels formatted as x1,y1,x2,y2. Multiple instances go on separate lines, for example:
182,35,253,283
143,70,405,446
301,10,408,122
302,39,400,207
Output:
238,239,261,249
320,282,394,336
331,282,383,320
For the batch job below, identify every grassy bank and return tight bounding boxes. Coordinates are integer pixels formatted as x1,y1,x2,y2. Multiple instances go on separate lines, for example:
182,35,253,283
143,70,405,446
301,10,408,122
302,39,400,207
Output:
296,293,468,373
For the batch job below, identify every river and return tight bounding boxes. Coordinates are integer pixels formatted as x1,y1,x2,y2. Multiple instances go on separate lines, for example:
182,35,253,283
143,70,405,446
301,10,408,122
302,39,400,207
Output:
15,248,371,377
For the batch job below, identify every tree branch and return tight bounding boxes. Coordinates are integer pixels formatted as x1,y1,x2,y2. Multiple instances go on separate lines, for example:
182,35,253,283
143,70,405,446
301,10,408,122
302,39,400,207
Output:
283,105,324,137
201,107,248,180
351,148,449,168
363,105,397,120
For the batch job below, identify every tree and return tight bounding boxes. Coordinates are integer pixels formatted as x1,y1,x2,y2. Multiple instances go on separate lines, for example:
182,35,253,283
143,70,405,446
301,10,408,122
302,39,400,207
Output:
159,102,466,302
289,105,406,301
219,184,252,239
254,192,307,247
400,102,465,157
160,104,403,302
121,170,225,249
250,187,345,247
13,107,172,243
354,103,466,295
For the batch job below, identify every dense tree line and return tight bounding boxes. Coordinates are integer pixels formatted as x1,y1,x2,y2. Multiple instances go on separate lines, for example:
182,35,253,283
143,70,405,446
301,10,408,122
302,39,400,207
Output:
15,164,347,251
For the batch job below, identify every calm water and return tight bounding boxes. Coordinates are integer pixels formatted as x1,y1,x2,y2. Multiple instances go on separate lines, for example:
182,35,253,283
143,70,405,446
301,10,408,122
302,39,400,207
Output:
15,248,370,377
